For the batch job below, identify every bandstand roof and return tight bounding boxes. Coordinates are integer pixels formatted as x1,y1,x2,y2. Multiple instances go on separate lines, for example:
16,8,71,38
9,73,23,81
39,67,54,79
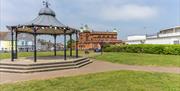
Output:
7,2,79,35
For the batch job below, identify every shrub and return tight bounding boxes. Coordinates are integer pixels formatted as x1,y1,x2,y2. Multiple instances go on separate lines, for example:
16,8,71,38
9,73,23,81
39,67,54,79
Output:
103,44,180,55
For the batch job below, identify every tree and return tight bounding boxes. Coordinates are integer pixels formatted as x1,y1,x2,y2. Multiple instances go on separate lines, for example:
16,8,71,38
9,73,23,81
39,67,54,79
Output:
67,39,75,48
103,43,111,49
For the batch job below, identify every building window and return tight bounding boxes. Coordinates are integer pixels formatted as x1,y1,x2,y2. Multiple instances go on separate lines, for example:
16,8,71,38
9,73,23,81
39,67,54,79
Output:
22,41,24,46
174,40,180,44
176,29,180,32
25,41,28,45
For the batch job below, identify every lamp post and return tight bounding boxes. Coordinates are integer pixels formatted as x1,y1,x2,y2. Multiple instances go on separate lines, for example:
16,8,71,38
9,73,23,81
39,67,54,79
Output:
100,40,104,55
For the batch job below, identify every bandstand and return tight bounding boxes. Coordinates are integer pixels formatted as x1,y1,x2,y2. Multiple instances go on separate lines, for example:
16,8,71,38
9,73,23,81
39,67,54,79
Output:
7,1,78,62
0,1,92,73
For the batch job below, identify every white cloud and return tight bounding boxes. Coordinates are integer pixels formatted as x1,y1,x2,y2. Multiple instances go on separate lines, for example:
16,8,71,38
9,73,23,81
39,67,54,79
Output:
99,4,158,21
0,0,41,30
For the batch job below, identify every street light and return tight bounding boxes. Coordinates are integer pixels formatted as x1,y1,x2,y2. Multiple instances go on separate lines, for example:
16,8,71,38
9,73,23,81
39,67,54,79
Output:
100,39,104,55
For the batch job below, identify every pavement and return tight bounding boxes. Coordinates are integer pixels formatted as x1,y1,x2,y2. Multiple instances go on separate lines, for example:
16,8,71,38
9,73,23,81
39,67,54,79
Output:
0,60,180,84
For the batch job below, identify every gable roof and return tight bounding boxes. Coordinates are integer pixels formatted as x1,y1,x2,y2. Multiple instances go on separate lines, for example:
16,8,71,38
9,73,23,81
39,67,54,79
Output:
0,31,34,41
0,32,11,40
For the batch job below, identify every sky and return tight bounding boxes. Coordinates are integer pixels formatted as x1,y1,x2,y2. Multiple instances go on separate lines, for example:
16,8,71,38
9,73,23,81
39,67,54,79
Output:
0,0,180,41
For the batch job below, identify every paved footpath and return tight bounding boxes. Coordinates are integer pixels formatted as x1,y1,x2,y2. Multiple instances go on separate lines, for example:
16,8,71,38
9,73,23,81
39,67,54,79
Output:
0,60,180,84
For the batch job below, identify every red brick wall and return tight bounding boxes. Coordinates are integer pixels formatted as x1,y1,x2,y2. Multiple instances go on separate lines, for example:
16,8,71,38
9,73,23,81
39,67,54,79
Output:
78,31,121,50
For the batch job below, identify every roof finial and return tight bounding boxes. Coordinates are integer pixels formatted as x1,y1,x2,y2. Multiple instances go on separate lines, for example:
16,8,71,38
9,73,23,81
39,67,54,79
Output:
43,0,50,8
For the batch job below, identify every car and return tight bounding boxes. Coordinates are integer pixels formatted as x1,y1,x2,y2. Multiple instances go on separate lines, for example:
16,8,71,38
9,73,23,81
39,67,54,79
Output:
94,48,101,52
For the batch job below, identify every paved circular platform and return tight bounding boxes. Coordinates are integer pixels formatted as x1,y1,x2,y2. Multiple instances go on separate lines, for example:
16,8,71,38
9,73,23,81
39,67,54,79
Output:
0,56,92,73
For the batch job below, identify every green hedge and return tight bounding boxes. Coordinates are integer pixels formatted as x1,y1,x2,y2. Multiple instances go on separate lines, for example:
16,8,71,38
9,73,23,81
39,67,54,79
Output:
104,44,180,55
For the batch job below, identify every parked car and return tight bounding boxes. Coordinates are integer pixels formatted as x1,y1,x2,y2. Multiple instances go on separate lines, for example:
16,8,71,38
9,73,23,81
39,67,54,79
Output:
94,48,101,52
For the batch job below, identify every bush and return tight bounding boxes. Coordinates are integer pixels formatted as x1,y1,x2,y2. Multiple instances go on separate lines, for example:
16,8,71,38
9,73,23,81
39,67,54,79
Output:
103,44,180,55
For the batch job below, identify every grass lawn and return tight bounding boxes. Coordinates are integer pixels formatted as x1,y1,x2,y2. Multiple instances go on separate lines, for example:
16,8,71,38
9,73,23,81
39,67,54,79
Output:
0,71,180,91
0,51,63,59
94,52,180,67
1,51,180,67
0,51,98,59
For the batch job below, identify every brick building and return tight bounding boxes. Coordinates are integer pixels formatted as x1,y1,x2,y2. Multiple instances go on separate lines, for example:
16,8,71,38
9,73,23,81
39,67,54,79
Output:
78,27,122,50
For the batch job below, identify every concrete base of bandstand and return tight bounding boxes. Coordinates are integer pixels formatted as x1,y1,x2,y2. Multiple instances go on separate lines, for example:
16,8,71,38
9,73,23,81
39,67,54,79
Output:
0,56,92,73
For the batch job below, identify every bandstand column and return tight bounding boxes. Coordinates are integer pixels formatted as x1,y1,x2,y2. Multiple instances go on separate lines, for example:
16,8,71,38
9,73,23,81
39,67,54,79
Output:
64,30,67,60
69,34,72,56
15,30,18,59
33,27,37,62
75,31,78,58
54,35,57,56
11,28,14,61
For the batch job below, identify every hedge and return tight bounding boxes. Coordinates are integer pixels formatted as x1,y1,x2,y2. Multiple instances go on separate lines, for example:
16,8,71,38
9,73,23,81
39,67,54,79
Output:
103,44,180,55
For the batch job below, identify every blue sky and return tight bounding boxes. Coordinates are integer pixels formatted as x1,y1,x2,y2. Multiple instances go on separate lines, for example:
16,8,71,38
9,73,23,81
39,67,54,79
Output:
0,0,180,40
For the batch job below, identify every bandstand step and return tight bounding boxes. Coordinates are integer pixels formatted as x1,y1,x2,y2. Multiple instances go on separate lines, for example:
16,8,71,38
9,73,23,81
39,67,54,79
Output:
0,57,92,73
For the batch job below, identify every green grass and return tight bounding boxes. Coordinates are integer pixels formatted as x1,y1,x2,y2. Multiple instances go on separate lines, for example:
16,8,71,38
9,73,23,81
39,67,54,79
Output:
1,51,180,67
0,51,63,59
0,52,62,59
94,52,180,67
0,71,180,91
0,51,98,59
